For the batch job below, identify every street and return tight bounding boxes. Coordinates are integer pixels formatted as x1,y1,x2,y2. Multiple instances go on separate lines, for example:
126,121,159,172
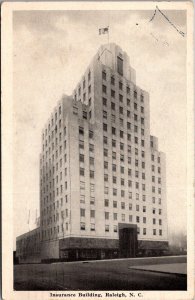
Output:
14,256,187,291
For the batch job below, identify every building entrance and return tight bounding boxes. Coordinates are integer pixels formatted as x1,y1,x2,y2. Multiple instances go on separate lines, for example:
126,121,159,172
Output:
119,224,138,258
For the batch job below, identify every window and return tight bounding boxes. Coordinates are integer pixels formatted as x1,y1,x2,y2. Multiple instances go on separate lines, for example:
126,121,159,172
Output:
127,86,130,94
80,208,85,217
159,219,162,225
111,102,115,110
134,103,137,110
80,222,85,230
117,56,123,75
120,143,124,151
111,76,115,85
112,164,116,172
119,107,123,115
104,174,108,182
112,127,116,135
79,154,84,162
158,157,161,163
89,130,94,139
129,215,133,222
121,178,124,186
143,206,146,213
128,180,132,188
143,217,146,223
103,123,107,132
112,188,118,197
121,190,125,197
105,225,109,232
122,214,125,221
143,228,146,235
141,94,144,102
141,106,144,113
112,152,116,160
104,148,108,157
119,94,123,102
111,90,115,98
90,170,94,179
80,195,85,203
89,157,94,166
135,136,138,144
127,110,131,118
113,176,117,184
90,197,95,205
112,139,116,147
83,111,87,119
104,187,109,195
104,199,109,207
129,203,132,210
113,201,117,208
120,155,124,162
127,122,131,130
79,127,84,135
113,213,117,221
80,168,85,176
120,118,123,126
141,118,144,125
120,166,124,174
153,229,156,235
134,114,138,121
91,223,95,231
114,225,118,233
159,229,162,236
102,85,107,94
89,144,94,153
120,131,124,138
102,97,107,106
111,114,116,123
134,90,137,99
136,205,139,212
103,136,108,144
121,202,125,209
90,184,95,192
105,212,109,220
88,70,91,81
102,70,106,80
104,161,108,169
136,193,139,200
90,210,95,218
136,216,140,223
103,110,107,119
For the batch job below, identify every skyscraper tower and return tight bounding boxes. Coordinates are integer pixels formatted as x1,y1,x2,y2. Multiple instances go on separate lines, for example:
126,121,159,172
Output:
17,43,168,262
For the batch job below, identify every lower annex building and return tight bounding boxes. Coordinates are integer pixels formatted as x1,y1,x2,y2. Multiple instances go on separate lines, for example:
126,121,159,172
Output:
16,43,168,263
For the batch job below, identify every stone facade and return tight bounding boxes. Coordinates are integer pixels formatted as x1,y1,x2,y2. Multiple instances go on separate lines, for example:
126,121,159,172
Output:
16,43,168,262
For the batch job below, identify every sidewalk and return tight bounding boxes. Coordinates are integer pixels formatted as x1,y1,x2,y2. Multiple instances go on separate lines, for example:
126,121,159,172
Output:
129,263,187,275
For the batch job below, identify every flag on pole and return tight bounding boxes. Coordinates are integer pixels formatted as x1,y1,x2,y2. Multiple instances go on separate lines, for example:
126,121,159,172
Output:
99,27,109,35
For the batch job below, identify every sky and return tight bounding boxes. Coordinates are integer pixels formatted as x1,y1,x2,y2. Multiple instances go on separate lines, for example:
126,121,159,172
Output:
13,9,187,248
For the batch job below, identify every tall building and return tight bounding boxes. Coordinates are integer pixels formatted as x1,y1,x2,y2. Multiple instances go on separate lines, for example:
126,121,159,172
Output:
16,43,168,263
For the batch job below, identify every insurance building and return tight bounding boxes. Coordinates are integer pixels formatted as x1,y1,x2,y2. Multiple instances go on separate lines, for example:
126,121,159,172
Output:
16,43,168,263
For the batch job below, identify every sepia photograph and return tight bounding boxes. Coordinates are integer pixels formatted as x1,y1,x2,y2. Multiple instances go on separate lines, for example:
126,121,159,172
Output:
2,1,194,300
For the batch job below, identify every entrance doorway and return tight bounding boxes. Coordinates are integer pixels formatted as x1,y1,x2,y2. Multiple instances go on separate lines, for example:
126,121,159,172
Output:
119,224,138,258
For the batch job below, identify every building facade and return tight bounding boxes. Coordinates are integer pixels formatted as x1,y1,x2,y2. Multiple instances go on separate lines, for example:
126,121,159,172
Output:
16,43,168,263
